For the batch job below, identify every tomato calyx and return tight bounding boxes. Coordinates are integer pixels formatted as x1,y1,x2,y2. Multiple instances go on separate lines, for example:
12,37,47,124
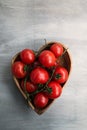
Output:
24,65,29,72
45,87,52,94
55,74,61,79
38,84,44,89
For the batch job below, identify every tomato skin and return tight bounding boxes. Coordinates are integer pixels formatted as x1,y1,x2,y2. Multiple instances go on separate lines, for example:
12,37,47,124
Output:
54,60,57,67
34,92,49,108
39,50,56,68
21,81,37,93
54,67,68,83
46,81,62,99
12,61,26,78
50,43,63,57
54,58,59,67
30,67,49,84
20,49,35,64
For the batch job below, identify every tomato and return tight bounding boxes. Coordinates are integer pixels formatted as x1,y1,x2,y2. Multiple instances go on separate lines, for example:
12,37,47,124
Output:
54,67,68,83
54,58,61,67
21,81,37,93
34,92,49,108
46,81,62,99
54,59,57,67
12,61,26,78
30,67,49,84
54,58,59,67
20,49,35,64
39,50,56,68
50,43,63,57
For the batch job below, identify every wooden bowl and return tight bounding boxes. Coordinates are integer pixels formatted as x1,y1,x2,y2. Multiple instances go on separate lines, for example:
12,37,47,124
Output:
11,41,71,115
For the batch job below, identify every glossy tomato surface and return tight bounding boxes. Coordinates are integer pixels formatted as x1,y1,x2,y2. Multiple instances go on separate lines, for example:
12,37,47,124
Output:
54,67,68,83
20,49,35,64
21,81,37,93
34,92,49,108
30,67,49,84
50,43,63,57
46,81,62,99
39,50,56,68
12,61,26,78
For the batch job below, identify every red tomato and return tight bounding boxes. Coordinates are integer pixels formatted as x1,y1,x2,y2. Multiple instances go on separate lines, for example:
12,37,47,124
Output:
54,58,59,67
46,81,62,99
39,50,56,68
20,49,35,64
34,92,49,108
12,61,26,78
30,67,49,84
50,43,63,57
54,67,68,83
21,81,37,93
54,60,57,67
54,58,61,67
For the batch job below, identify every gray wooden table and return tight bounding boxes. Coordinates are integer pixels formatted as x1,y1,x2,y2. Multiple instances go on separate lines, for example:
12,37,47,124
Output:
0,0,87,130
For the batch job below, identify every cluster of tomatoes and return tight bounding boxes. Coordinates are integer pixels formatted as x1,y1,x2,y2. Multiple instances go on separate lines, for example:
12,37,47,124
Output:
12,43,68,109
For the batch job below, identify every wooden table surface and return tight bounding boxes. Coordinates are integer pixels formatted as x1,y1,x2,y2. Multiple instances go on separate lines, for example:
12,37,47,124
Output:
0,0,87,130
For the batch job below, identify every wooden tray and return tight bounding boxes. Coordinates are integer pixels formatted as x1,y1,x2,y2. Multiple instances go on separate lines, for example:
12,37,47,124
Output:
11,41,71,115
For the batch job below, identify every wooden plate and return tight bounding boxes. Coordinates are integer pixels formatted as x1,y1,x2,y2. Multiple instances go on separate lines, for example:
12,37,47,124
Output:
11,41,71,115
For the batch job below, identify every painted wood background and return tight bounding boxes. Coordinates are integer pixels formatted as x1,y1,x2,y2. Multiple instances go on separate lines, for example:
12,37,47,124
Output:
0,0,87,130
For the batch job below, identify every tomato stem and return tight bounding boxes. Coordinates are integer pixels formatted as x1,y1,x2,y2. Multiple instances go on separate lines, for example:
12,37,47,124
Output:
55,74,61,79
24,76,31,101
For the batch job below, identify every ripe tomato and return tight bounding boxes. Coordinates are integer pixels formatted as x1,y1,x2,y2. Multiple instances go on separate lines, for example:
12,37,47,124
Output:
21,81,37,93
54,58,59,67
12,61,26,78
54,67,68,83
30,67,49,84
54,58,61,67
46,81,62,99
20,49,35,64
34,92,49,108
39,50,56,68
50,43,63,57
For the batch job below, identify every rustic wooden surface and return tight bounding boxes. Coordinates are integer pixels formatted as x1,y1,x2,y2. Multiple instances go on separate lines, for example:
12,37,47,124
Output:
0,0,87,130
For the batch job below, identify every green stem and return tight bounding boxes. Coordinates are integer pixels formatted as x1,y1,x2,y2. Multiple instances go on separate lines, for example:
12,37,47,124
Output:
24,76,31,101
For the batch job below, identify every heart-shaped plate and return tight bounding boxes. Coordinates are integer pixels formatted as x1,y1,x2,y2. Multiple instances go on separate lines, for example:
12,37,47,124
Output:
11,41,71,115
